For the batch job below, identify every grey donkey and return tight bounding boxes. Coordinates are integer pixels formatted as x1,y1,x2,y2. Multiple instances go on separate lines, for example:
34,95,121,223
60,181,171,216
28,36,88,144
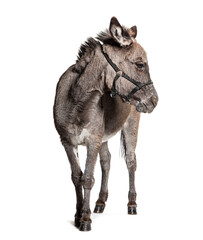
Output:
54,17,158,231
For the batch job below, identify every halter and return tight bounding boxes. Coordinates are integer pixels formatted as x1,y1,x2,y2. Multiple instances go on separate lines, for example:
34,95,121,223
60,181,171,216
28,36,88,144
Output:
101,47,153,102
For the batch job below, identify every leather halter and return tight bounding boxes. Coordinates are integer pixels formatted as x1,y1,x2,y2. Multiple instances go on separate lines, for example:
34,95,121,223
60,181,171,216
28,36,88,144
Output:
101,46,153,102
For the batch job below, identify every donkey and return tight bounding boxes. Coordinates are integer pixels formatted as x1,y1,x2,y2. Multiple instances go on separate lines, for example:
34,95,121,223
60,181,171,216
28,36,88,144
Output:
54,17,158,231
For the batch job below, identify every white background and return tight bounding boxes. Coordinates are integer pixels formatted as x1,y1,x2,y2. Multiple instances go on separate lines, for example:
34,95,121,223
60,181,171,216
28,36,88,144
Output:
1,0,203,239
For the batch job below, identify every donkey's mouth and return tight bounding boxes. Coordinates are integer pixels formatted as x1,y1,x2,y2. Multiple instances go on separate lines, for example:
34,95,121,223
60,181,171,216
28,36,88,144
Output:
134,94,158,113
135,102,154,113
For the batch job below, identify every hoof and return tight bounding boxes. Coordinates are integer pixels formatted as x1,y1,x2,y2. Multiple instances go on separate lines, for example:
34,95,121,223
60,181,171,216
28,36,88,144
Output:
79,222,91,231
128,206,137,215
74,217,80,228
94,204,105,213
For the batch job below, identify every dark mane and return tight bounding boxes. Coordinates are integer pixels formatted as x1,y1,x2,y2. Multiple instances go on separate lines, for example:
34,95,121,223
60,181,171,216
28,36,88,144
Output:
96,29,120,47
77,37,99,61
77,28,123,61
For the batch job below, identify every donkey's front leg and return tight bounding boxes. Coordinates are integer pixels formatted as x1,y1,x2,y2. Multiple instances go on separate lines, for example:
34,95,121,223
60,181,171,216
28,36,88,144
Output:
80,140,101,231
122,109,140,215
94,142,111,213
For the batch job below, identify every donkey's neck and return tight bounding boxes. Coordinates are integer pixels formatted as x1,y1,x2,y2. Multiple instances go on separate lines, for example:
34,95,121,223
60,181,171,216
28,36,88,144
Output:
65,46,107,126
72,43,111,97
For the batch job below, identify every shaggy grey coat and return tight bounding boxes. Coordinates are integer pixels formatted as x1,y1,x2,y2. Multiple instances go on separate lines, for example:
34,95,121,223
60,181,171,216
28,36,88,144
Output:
54,17,158,231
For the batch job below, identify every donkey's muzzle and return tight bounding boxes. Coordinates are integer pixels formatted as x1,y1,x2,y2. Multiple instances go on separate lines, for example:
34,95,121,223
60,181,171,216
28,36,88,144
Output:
136,95,158,113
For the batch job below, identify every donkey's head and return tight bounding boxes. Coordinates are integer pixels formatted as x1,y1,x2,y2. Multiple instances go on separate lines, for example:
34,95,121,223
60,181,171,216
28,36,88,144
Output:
100,17,158,113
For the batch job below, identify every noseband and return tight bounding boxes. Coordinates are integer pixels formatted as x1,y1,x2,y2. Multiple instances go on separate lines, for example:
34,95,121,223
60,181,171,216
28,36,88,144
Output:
101,47,153,102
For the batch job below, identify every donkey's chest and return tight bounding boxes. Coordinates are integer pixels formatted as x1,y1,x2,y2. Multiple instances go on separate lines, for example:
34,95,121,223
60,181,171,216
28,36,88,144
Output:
102,94,131,141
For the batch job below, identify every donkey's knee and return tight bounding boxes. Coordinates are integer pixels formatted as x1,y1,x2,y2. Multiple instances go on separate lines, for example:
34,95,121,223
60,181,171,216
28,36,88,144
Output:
100,158,110,172
81,175,95,189
126,152,136,170
71,172,83,187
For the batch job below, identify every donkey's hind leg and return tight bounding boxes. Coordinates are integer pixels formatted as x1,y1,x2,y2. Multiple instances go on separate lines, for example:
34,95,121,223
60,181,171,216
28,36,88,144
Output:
94,142,111,213
62,140,83,228
121,110,140,215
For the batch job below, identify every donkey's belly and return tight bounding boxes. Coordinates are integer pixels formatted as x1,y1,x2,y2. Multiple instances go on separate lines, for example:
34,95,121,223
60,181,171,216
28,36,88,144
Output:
102,131,118,143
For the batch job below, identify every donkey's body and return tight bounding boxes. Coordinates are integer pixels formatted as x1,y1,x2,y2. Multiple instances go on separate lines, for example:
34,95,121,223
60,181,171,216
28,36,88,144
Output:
54,17,158,231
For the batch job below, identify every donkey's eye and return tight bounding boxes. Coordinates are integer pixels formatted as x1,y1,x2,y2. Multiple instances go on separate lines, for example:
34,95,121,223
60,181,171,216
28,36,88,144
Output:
135,62,145,69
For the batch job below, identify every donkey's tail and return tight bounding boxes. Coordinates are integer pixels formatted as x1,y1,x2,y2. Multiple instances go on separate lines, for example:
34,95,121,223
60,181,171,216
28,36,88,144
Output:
120,130,127,161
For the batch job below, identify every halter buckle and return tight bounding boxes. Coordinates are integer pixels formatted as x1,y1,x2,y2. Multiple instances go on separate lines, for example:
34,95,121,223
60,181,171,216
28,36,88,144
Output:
116,70,123,77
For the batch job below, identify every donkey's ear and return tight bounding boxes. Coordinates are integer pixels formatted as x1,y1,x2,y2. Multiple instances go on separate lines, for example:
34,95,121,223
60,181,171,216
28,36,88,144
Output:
129,26,137,38
109,17,132,46
109,17,123,42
